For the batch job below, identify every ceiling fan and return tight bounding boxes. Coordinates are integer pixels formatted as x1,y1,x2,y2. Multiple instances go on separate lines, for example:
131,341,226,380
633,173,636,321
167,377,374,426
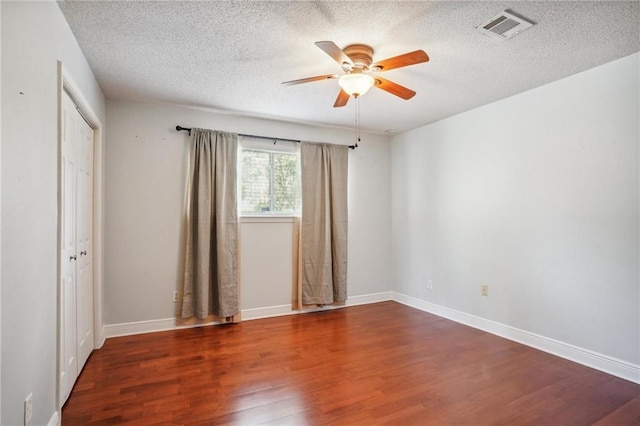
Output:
282,41,429,108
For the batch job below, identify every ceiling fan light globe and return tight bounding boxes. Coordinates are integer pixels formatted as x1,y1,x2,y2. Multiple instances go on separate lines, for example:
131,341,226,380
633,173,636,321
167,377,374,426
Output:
338,73,375,97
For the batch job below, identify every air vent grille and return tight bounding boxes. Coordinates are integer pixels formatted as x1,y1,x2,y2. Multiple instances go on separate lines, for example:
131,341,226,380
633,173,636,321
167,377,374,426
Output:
477,11,534,41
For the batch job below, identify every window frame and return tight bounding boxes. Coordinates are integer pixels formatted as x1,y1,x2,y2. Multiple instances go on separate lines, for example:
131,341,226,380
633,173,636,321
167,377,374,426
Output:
238,136,301,217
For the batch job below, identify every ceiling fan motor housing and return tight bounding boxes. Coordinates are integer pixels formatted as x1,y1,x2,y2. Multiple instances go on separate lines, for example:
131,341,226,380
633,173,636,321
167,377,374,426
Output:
343,44,374,71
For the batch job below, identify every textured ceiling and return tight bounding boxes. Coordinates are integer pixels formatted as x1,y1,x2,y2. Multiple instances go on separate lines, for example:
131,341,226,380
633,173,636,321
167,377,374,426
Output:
58,1,640,134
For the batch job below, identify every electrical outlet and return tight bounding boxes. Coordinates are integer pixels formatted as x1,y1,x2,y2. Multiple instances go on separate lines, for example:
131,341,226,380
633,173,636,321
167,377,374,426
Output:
481,284,488,296
427,280,433,290
24,393,33,425
173,291,178,302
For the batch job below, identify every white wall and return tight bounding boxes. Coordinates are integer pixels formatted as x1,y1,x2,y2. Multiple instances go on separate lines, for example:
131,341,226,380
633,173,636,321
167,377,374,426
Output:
104,99,391,325
240,217,295,311
1,2,105,425
391,53,639,365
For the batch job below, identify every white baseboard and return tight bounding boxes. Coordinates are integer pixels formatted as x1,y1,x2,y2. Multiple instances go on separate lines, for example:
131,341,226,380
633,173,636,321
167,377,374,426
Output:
48,411,60,426
346,291,394,306
241,304,295,321
242,291,394,320
103,317,224,339
104,291,393,338
392,292,640,385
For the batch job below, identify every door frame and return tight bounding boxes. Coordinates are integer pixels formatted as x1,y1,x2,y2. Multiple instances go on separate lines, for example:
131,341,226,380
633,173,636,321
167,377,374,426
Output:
56,62,105,409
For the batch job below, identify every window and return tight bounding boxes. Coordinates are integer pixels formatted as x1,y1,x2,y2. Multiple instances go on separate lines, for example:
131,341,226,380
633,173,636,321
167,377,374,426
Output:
239,137,301,215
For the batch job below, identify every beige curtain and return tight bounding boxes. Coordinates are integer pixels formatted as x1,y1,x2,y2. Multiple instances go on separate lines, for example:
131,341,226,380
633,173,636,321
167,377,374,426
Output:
297,142,348,306
181,128,239,319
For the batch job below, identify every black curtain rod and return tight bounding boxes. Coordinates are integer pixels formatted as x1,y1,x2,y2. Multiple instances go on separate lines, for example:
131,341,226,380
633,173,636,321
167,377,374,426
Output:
176,125,357,149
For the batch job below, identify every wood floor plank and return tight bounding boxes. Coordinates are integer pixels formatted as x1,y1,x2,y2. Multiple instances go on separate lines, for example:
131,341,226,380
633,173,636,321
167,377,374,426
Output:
63,301,640,425
592,396,640,425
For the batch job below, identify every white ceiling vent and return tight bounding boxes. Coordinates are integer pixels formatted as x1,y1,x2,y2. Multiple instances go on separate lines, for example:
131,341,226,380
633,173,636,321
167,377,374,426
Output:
476,10,535,41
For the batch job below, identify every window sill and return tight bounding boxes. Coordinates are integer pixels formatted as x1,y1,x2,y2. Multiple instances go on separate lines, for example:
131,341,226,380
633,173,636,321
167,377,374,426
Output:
241,215,299,223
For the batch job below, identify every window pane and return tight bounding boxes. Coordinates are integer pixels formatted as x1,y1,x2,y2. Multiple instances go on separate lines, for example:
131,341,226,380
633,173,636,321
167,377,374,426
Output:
240,147,301,215
241,150,271,213
273,153,300,213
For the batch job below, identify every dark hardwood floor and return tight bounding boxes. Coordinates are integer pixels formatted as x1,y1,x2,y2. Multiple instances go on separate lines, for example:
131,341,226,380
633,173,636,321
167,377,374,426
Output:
62,301,640,425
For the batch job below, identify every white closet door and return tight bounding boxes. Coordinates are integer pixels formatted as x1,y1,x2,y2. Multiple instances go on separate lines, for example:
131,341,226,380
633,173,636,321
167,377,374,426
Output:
60,91,95,405
60,92,79,405
76,108,94,371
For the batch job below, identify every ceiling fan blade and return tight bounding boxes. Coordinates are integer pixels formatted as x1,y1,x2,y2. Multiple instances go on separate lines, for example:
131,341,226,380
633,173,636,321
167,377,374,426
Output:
333,89,350,108
374,77,416,100
372,50,429,72
315,41,353,67
282,74,338,86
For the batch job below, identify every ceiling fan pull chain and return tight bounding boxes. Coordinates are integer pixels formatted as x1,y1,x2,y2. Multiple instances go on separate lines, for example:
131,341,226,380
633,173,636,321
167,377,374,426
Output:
355,96,360,148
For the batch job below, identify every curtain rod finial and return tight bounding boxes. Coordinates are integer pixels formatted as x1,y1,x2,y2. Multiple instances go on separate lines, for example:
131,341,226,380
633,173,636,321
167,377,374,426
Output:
176,125,192,135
